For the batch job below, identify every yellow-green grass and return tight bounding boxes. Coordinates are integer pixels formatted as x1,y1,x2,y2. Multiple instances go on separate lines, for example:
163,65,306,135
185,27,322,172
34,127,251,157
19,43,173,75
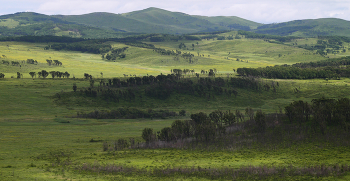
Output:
1,36,341,78
149,38,328,71
0,78,350,180
2,77,350,120
1,39,350,180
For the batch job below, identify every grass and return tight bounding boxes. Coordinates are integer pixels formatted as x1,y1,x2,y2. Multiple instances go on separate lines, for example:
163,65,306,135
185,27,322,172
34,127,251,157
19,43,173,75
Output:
0,77,350,180
4,34,347,78
1,116,350,180
1,37,350,180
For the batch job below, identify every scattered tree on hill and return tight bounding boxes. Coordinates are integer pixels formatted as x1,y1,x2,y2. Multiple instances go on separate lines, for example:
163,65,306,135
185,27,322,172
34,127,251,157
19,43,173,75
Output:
38,70,49,78
29,72,36,78
17,72,22,79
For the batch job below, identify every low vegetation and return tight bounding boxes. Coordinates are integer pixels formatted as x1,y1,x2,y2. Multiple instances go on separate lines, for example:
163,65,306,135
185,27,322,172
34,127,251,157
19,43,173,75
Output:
1,30,350,180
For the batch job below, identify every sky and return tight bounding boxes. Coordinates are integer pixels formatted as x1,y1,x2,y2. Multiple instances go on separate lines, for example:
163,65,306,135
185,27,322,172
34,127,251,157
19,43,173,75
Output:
1,0,350,24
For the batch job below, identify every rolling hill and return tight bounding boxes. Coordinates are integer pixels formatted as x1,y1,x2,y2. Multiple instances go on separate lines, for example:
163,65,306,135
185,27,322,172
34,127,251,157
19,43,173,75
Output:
255,18,350,37
57,7,261,34
0,8,350,38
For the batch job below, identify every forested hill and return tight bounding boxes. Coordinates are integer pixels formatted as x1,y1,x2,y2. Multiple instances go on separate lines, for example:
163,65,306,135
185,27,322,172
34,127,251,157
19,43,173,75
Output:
255,18,350,37
0,12,123,38
1,8,350,38
55,7,261,34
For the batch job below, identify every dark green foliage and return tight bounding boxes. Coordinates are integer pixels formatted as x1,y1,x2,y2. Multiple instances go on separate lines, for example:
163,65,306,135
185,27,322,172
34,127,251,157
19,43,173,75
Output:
238,30,298,42
237,56,350,79
29,72,36,78
115,138,129,150
38,70,49,78
0,35,84,43
152,110,237,142
286,98,350,134
150,36,165,42
76,108,178,119
216,36,226,40
254,110,266,133
158,127,173,141
104,47,128,60
26,59,37,64
285,100,311,125
47,41,112,54
142,128,155,143
124,42,155,49
16,72,21,79
73,83,77,92
179,110,186,116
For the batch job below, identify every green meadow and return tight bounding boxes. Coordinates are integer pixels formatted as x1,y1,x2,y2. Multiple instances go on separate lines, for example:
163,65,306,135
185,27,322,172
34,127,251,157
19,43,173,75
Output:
1,34,350,180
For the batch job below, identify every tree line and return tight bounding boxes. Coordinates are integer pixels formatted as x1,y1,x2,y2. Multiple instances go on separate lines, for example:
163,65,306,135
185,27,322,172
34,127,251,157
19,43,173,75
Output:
76,108,184,119
285,97,350,134
28,70,70,78
141,108,265,144
237,56,350,79
72,74,277,108
45,41,112,54
237,30,298,42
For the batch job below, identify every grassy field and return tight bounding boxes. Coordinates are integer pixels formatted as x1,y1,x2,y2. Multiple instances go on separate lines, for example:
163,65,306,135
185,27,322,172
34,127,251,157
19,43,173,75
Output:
4,33,350,78
1,36,350,180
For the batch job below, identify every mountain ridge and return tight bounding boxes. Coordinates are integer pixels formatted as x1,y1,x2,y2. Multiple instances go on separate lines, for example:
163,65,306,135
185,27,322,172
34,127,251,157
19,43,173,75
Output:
0,8,350,38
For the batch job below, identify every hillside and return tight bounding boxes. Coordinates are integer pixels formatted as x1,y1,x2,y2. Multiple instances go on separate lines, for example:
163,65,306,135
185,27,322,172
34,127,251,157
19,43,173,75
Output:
58,7,261,34
255,18,350,37
0,12,123,38
1,8,350,38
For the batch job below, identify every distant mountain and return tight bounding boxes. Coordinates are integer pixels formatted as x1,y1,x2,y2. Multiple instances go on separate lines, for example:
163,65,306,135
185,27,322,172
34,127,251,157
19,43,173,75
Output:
0,8,350,38
57,7,261,34
254,18,350,37
0,12,122,38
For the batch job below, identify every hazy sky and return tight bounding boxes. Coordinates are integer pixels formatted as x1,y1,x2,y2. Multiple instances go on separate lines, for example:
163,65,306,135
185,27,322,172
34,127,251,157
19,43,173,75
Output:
1,0,350,24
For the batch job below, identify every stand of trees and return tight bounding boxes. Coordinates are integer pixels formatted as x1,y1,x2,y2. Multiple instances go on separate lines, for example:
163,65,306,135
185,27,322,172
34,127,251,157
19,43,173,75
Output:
238,30,298,42
237,56,350,79
285,98,350,134
73,74,276,103
46,41,112,54
142,110,237,143
76,108,181,119
103,47,128,60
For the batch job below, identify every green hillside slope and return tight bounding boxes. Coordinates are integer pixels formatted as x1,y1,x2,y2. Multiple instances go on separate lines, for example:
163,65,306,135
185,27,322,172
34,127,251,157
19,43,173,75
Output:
56,7,261,34
0,12,121,38
255,18,350,37
1,8,350,37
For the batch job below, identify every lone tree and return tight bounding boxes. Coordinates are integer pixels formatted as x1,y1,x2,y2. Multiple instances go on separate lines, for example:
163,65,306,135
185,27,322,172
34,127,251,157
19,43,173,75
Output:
39,70,49,78
29,72,36,78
